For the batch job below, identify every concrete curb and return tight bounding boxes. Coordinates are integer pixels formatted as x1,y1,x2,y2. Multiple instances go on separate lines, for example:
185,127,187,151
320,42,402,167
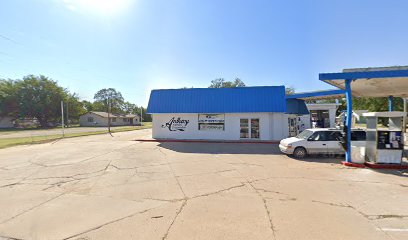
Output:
341,161,366,168
364,161,408,170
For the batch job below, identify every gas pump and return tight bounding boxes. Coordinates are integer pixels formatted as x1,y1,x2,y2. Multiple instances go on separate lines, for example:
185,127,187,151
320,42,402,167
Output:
363,112,405,164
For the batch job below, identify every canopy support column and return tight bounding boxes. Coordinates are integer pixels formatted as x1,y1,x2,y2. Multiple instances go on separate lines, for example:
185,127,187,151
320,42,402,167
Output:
404,98,407,133
345,79,353,163
388,96,394,111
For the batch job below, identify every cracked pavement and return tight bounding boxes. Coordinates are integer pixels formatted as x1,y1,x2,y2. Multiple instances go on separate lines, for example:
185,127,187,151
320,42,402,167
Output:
0,129,407,240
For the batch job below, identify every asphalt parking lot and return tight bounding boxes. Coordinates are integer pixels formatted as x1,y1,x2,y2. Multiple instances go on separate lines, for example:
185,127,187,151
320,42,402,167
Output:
0,129,407,240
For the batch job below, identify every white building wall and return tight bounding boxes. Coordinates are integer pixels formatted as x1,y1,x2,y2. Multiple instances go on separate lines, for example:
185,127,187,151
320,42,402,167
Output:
152,112,288,141
298,115,312,129
79,113,140,127
0,117,14,128
79,113,109,127
270,113,290,140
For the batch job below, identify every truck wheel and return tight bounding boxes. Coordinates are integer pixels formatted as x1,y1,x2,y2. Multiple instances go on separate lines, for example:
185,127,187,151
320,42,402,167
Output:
293,147,307,159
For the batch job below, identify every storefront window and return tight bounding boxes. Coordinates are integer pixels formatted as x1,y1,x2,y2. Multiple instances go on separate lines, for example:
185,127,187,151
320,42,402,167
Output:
240,119,249,138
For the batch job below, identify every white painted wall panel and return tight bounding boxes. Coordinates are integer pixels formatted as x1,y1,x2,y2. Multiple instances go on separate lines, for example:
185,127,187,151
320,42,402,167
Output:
152,113,287,141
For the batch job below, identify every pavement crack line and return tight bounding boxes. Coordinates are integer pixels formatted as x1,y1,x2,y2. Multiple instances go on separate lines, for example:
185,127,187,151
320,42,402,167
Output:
28,142,139,169
247,181,277,239
248,175,407,188
157,146,187,199
157,146,190,240
344,204,396,240
63,205,165,240
161,200,187,240
228,164,277,239
311,200,351,208
191,184,245,199
0,193,65,224
0,234,24,240
174,169,236,178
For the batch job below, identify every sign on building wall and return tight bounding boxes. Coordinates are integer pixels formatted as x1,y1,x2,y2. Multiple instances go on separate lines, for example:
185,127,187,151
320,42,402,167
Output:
198,114,225,131
198,114,225,123
161,117,190,131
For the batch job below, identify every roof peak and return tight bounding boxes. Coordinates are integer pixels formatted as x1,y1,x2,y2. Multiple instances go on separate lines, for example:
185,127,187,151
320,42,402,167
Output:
151,86,285,91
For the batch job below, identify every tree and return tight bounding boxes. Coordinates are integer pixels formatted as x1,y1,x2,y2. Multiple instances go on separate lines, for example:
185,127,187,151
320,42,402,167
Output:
0,79,19,118
138,106,151,122
336,96,404,117
93,88,124,113
285,87,295,95
122,101,138,114
209,78,245,88
82,100,95,112
94,88,124,132
15,75,69,127
352,97,403,112
66,93,87,124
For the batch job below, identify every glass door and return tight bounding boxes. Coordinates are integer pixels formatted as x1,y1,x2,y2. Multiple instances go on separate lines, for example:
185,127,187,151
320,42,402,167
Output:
240,118,260,139
240,119,249,138
288,117,297,137
251,119,260,139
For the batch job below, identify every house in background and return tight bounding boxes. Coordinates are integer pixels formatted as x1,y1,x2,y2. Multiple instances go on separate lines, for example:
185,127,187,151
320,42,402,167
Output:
0,116,15,128
79,111,140,127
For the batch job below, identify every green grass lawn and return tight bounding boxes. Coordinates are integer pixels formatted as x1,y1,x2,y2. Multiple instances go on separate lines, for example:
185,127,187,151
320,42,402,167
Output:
0,122,152,149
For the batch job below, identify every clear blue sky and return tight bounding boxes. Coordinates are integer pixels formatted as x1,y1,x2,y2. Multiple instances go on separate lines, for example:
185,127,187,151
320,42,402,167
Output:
1,0,408,106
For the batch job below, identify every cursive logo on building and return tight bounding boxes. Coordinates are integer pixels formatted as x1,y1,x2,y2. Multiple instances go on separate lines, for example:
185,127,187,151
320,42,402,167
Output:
162,117,190,131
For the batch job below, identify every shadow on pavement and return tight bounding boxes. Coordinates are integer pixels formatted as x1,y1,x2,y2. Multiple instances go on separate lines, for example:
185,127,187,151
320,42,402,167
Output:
290,154,344,164
158,142,282,155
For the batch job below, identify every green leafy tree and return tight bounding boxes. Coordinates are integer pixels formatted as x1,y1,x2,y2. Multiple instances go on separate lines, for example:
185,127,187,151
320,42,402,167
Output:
139,106,151,122
285,87,295,95
15,75,69,127
0,79,19,118
93,88,124,113
81,100,95,112
209,78,245,88
66,93,87,124
336,97,404,117
122,101,138,114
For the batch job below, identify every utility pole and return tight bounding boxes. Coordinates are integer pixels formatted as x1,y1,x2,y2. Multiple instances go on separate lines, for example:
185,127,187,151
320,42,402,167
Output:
140,106,143,125
66,101,69,128
107,98,111,133
61,101,65,137
403,98,407,133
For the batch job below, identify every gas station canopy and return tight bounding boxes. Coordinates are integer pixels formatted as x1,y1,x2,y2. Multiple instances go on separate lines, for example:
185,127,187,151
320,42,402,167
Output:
288,66,408,165
319,66,408,98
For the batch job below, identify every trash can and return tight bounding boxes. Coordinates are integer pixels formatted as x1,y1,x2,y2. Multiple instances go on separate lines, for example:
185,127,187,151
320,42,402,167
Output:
351,142,366,164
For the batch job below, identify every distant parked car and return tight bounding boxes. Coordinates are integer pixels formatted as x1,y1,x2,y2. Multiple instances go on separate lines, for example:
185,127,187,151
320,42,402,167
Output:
279,128,366,158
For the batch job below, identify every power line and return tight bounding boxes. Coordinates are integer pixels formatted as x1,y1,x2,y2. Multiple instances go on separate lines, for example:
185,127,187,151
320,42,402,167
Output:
0,34,20,45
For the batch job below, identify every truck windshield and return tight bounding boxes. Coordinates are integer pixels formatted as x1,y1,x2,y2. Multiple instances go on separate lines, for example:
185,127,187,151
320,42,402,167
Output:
296,130,314,139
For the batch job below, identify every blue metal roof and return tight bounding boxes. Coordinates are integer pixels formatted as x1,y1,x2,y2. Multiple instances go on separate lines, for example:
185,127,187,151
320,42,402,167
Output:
286,99,309,115
147,86,287,114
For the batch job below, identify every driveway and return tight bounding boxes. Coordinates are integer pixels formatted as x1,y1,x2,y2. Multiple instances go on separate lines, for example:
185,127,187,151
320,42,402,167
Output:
0,129,407,240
